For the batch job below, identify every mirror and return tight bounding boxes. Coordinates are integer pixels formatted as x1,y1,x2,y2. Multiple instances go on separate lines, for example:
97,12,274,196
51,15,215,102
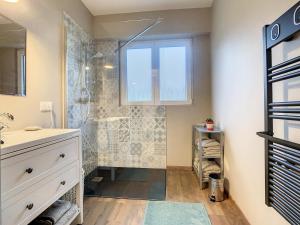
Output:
0,14,26,96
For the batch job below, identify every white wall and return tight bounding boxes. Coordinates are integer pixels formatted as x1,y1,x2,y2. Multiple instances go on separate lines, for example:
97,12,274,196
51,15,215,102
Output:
0,0,92,130
167,35,212,167
211,0,299,224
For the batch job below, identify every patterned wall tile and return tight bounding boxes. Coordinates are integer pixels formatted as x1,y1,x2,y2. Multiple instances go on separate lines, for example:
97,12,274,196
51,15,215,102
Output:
130,118,143,130
107,119,119,130
129,106,143,118
130,143,143,155
154,130,167,143
156,106,166,117
143,118,155,130
154,118,166,130
119,129,130,142
131,130,144,142
119,118,129,130
154,143,167,155
143,129,154,143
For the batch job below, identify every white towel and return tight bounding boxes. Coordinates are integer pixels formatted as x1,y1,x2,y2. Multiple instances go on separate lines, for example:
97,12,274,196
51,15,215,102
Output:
202,161,221,172
203,149,220,153
203,153,221,157
203,146,220,151
201,139,220,148
203,149,220,154
55,204,79,225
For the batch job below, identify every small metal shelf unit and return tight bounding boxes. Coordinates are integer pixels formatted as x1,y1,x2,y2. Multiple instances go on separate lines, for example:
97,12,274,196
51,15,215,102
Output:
257,2,300,224
192,126,224,189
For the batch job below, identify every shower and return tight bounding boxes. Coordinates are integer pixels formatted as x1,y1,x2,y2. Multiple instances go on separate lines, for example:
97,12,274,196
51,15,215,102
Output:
65,14,167,200
78,16,164,116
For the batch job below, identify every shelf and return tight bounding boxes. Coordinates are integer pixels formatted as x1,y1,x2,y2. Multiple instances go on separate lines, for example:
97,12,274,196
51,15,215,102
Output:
194,125,223,133
202,156,221,159
192,125,224,190
194,148,222,159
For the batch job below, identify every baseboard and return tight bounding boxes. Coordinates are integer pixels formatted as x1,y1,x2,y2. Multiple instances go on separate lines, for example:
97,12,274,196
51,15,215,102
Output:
167,166,193,171
227,194,250,224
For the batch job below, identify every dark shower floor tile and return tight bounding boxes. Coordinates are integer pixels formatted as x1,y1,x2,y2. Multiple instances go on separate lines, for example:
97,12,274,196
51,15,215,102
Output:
84,167,166,200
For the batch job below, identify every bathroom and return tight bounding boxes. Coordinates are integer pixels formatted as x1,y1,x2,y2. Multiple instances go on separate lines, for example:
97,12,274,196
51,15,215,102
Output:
0,0,300,225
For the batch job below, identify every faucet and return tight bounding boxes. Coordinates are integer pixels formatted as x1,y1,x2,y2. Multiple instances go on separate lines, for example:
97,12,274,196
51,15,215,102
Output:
0,113,14,121
0,113,14,144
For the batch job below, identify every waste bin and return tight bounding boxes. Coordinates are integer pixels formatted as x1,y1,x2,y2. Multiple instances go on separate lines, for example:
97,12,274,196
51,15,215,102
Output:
208,173,224,202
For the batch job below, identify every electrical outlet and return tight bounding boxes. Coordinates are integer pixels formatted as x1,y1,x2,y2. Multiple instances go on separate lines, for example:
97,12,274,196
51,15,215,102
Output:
40,101,53,112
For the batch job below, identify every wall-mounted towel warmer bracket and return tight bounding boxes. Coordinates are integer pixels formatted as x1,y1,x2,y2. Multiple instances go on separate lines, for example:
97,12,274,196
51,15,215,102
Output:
257,2,300,225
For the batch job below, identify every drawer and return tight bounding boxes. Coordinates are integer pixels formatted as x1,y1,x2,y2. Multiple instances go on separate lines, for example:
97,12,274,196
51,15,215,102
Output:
2,162,79,225
1,137,79,199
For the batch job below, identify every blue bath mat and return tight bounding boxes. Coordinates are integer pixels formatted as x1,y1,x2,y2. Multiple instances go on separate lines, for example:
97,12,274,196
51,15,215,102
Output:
143,201,212,225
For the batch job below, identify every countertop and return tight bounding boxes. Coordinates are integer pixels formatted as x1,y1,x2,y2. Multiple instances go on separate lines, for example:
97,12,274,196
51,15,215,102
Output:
0,129,80,156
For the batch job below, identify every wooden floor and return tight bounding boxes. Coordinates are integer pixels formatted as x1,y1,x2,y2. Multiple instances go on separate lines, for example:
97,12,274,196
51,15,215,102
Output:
82,169,250,225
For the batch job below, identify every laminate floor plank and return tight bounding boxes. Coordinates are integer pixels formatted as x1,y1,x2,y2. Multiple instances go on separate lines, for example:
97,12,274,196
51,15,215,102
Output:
82,169,250,225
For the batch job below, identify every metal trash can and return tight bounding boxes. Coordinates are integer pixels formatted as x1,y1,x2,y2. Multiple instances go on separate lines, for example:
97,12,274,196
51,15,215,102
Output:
208,173,224,202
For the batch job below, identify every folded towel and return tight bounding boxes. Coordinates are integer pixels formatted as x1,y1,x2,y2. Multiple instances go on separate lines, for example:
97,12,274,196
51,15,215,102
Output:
203,167,221,172
56,204,79,225
203,149,220,153
203,167,220,173
38,200,71,224
201,139,220,148
203,146,220,151
203,145,221,158
204,151,220,154
203,153,221,158
202,160,217,168
202,161,220,171
203,150,220,155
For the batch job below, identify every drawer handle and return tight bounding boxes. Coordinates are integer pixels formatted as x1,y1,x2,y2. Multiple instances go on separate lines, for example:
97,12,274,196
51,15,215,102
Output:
60,181,66,185
59,153,66,158
26,203,34,210
25,168,33,174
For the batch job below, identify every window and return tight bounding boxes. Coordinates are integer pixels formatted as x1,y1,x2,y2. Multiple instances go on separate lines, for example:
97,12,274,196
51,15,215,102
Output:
121,39,192,105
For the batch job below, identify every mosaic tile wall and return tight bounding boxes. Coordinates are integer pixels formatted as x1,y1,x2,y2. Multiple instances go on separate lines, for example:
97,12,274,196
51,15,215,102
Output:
64,14,99,176
95,40,167,169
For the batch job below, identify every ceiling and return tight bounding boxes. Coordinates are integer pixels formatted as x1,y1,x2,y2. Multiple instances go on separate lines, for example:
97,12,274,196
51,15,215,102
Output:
81,0,213,16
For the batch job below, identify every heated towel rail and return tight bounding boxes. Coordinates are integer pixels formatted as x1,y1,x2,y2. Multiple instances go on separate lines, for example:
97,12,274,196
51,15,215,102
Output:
257,2,300,225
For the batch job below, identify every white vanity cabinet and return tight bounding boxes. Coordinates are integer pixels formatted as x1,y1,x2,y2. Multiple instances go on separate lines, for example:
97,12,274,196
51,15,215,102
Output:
0,129,83,225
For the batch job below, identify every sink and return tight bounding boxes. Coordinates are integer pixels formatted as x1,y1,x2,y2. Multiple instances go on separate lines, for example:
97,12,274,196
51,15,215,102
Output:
0,129,80,155
1,131,18,146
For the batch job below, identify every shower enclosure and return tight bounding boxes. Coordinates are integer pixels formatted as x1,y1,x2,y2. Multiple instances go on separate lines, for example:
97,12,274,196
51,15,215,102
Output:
64,14,167,200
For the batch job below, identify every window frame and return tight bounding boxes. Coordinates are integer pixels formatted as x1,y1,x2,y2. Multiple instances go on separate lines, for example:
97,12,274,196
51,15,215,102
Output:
120,38,192,106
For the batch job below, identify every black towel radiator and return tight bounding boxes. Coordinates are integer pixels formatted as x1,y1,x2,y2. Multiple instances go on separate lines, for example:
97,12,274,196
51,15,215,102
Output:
257,2,300,225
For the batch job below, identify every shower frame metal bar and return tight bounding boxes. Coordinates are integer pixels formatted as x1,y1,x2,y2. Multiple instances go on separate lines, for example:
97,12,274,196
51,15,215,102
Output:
114,18,163,53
